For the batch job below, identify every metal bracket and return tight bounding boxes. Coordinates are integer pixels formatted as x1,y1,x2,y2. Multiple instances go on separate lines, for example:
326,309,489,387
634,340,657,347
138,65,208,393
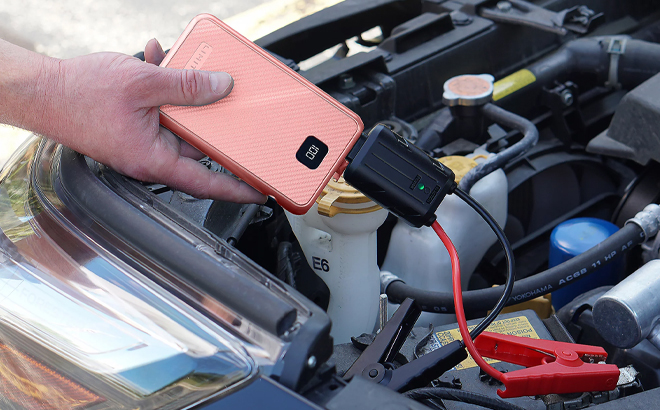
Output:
343,298,467,392
541,81,584,145
479,0,602,36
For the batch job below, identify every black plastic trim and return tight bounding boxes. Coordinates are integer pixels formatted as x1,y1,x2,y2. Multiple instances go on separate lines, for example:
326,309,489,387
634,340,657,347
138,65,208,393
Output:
197,377,323,409
56,148,297,336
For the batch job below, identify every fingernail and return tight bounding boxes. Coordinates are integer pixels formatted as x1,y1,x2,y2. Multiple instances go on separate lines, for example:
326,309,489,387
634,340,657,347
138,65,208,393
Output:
154,38,164,54
210,72,234,97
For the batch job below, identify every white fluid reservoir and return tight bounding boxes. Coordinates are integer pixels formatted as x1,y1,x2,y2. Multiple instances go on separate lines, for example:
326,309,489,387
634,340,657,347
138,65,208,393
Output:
381,155,508,328
285,177,389,344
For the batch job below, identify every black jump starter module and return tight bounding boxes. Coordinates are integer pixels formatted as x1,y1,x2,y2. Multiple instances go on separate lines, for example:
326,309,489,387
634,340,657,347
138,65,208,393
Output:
344,124,456,228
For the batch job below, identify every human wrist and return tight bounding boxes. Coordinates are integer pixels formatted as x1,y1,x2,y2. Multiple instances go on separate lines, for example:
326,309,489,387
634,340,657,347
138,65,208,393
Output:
0,39,64,137
28,54,66,140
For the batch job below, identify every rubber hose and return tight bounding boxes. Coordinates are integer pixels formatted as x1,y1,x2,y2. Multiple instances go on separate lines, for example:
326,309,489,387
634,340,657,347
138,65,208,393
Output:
386,223,644,314
459,103,539,192
226,204,260,245
571,37,660,89
404,387,525,410
503,37,660,102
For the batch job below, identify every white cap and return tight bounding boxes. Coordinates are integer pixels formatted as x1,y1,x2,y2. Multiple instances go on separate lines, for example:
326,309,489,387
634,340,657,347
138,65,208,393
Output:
442,74,495,107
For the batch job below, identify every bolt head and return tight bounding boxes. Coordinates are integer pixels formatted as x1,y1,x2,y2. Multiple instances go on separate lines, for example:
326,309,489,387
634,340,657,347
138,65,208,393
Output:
561,90,574,106
451,11,472,26
496,1,512,12
338,74,355,90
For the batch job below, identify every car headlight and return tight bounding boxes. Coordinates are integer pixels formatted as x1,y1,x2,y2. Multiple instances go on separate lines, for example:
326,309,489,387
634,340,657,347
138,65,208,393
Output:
0,137,256,409
0,137,331,409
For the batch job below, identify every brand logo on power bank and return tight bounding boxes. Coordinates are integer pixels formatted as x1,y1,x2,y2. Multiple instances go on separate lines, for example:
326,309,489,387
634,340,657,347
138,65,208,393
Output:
185,42,212,70
296,136,328,170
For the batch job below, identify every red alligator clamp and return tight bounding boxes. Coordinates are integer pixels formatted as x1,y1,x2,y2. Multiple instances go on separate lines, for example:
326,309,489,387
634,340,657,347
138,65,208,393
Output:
474,331,620,398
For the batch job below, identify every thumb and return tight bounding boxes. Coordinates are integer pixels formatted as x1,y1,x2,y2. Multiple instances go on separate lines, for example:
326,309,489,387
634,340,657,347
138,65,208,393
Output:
142,66,234,107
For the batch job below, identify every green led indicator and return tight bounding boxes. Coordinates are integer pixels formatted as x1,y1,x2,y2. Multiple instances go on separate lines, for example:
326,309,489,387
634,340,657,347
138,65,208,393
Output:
418,183,425,190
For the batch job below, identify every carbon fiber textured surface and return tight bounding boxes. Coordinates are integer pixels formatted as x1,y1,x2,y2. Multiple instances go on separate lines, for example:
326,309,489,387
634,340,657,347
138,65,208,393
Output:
160,15,362,212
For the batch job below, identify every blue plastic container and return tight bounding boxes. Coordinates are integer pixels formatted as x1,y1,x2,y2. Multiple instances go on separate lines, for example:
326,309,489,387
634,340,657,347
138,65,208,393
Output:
549,217,622,309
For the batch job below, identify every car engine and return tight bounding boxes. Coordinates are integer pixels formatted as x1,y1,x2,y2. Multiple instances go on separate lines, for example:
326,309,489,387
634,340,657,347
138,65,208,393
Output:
103,0,660,408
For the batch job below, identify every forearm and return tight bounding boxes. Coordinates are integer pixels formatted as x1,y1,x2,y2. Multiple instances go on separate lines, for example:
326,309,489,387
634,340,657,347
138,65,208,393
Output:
0,39,61,136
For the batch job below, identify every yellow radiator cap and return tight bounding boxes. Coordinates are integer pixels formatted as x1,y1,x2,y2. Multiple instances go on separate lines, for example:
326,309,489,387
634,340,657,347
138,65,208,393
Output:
317,176,382,217
437,156,478,183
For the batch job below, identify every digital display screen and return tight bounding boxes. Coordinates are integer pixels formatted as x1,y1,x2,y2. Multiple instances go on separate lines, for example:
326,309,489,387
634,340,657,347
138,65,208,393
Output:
296,136,328,170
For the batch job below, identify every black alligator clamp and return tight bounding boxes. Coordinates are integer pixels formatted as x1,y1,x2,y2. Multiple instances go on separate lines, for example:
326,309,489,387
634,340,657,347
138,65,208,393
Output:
343,298,467,392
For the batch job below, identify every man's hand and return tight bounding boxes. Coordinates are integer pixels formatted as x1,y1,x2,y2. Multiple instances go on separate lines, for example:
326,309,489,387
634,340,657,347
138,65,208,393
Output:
1,38,266,203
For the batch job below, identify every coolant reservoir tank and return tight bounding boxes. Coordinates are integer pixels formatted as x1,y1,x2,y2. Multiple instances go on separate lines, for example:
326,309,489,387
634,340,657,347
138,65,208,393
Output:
382,155,508,327
286,176,388,343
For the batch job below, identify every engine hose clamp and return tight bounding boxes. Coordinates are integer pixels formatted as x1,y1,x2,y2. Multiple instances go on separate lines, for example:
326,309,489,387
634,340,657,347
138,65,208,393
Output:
626,204,660,242
605,36,628,89
641,233,660,262
380,271,404,294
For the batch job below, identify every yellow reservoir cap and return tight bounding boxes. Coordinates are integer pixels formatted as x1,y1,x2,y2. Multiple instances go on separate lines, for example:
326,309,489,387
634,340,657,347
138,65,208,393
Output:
317,176,382,217
437,156,478,183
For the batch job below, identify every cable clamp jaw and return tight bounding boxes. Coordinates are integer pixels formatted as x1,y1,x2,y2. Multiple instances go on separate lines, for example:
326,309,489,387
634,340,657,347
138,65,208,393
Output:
343,298,467,392
474,331,620,398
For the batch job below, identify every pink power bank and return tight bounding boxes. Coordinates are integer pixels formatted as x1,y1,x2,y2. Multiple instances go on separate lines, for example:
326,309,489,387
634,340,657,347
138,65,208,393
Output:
159,14,364,214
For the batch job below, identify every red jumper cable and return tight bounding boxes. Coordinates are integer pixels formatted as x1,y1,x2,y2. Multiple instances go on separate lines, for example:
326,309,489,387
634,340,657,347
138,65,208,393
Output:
431,220,620,398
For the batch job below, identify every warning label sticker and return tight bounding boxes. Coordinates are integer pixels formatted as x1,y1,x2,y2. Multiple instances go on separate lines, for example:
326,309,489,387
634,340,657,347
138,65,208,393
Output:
492,69,536,101
434,316,540,370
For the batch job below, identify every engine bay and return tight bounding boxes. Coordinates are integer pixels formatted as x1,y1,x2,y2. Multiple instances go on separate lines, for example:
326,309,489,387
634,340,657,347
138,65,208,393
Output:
134,0,660,408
